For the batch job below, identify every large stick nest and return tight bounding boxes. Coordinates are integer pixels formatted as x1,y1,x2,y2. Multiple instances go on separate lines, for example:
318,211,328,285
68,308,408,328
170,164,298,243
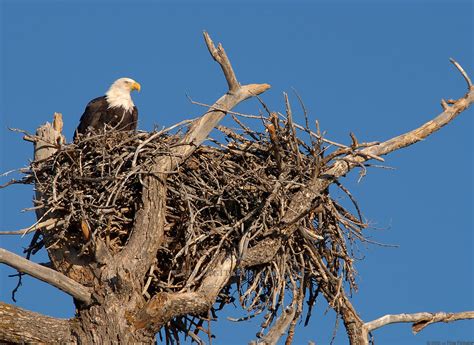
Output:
19,100,370,342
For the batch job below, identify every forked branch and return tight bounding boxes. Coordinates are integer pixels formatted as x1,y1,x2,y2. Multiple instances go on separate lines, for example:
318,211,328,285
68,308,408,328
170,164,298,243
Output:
326,59,474,183
203,31,239,92
172,31,270,164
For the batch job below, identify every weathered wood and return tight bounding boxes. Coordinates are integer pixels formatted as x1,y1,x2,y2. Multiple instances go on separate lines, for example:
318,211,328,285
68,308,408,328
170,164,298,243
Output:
361,311,474,345
0,248,92,304
258,305,297,345
0,302,74,343
33,112,65,162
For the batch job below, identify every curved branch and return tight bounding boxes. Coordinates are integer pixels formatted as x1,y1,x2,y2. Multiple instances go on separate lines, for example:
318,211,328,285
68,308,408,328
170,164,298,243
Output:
364,311,474,337
321,69,474,190
0,302,74,343
0,248,92,305
257,305,297,345
131,255,236,332
450,58,473,89
364,89,473,158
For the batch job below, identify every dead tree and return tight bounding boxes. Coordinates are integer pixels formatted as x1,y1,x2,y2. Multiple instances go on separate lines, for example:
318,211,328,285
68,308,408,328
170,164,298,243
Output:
0,32,473,344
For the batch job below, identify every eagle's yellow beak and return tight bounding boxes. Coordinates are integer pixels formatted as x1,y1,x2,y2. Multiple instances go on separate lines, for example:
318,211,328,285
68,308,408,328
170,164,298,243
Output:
132,82,141,92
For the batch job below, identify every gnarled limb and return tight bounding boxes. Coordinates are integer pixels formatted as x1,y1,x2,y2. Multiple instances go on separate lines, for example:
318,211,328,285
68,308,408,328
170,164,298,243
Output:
320,59,474,183
0,248,92,305
0,302,74,343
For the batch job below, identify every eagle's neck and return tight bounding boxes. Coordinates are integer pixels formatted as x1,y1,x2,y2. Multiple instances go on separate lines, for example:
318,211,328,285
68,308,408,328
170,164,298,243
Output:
105,88,134,112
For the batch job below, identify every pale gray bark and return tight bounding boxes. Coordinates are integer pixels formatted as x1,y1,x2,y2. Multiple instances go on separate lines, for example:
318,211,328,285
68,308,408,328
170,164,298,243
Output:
0,248,91,304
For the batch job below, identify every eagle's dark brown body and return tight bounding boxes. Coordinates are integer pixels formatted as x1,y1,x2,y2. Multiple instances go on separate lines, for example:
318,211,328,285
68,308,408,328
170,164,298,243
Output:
74,96,138,139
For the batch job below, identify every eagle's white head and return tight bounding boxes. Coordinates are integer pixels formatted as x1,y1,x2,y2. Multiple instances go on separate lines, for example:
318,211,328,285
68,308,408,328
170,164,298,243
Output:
105,77,141,112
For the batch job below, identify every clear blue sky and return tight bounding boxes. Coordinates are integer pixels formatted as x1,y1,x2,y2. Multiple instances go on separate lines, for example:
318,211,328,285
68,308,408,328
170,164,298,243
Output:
0,1,472,344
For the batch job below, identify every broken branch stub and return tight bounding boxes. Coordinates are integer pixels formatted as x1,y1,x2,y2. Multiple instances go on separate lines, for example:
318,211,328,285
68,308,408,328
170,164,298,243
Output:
33,112,65,162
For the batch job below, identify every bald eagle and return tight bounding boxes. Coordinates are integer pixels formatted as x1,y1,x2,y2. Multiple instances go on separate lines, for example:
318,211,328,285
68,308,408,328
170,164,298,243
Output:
74,77,141,139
